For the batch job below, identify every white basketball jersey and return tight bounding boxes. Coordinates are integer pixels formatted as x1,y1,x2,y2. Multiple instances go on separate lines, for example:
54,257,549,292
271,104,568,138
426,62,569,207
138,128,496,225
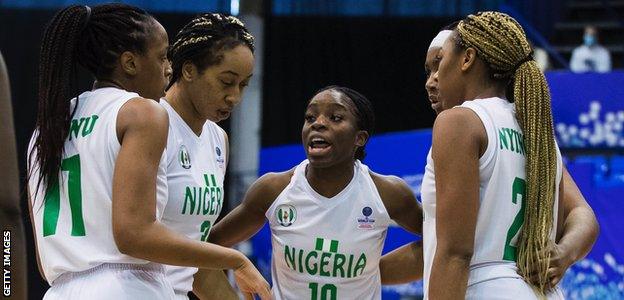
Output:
267,160,391,300
27,87,169,283
160,100,227,296
421,97,562,298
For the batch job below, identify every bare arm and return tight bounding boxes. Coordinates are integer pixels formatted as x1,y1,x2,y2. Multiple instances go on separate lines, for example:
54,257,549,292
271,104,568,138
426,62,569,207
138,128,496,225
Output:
539,167,599,287
372,173,424,284
0,51,27,299
380,241,423,284
209,171,292,247
428,109,482,299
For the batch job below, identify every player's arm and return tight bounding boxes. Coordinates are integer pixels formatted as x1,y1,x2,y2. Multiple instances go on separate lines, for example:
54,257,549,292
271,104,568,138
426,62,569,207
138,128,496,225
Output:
372,173,424,284
428,108,482,299
529,166,599,287
112,98,270,299
209,170,292,247
379,241,424,284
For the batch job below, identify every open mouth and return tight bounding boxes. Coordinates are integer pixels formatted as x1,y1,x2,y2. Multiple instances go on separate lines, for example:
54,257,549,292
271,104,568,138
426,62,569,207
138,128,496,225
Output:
308,137,332,156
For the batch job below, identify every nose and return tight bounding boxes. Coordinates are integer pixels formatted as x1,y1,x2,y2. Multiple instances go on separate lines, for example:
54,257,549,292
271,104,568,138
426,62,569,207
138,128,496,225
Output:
225,87,244,108
165,62,173,80
311,115,328,130
425,72,438,92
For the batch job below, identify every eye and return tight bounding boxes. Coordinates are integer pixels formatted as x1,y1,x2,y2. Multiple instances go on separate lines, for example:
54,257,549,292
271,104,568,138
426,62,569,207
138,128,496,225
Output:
331,115,343,122
221,80,234,86
304,114,315,123
240,81,250,89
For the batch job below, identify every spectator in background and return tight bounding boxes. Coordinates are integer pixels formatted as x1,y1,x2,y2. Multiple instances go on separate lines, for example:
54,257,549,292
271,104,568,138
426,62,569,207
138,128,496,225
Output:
570,25,611,73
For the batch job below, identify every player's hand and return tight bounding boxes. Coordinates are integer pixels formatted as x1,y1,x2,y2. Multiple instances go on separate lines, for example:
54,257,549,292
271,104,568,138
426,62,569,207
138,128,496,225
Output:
233,257,271,300
526,243,573,289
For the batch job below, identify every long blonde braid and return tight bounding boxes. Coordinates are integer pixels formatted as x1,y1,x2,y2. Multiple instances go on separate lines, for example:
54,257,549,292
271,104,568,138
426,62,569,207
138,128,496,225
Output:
456,11,558,295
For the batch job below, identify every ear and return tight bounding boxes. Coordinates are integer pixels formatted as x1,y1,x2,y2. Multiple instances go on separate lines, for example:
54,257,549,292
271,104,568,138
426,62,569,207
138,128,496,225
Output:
461,47,478,72
355,130,369,148
182,62,198,82
119,51,138,76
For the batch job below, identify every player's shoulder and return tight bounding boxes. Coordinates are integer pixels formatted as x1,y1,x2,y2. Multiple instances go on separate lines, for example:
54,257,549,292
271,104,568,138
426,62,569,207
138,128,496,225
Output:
369,171,413,199
254,168,296,195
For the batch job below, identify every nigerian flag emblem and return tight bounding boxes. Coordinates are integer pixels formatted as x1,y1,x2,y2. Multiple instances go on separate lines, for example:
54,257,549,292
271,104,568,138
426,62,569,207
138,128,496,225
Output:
179,145,191,169
276,205,296,227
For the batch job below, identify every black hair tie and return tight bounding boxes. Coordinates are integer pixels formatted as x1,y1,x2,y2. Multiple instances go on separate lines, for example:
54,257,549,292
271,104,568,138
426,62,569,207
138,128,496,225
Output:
513,51,534,71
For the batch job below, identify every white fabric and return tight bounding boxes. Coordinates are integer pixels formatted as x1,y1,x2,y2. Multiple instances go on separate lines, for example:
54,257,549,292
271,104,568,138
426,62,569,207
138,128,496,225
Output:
570,44,611,73
267,160,391,300
428,30,452,50
160,99,227,298
421,97,563,299
28,87,169,284
42,263,175,300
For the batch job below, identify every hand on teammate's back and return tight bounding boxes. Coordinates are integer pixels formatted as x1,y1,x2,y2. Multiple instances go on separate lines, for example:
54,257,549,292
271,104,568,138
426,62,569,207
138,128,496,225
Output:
234,257,272,300
526,242,573,289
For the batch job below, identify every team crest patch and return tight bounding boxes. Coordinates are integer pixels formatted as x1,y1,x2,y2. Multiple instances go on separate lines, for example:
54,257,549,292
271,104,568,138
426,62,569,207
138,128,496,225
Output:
357,206,375,229
276,205,297,227
179,145,191,169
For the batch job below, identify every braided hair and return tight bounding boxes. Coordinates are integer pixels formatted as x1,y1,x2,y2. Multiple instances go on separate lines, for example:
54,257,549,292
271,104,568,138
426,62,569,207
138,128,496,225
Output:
31,4,157,197
313,86,375,161
454,11,557,294
167,13,254,90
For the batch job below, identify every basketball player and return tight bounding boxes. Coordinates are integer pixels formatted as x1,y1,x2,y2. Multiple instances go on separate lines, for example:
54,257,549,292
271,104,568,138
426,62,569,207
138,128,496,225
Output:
208,86,423,299
0,51,27,299
160,13,263,300
27,5,269,299
423,11,575,299
380,21,598,288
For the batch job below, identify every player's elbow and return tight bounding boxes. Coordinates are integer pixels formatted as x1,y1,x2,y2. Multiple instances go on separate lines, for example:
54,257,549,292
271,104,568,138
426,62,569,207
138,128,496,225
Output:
437,242,474,265
113,218,148,257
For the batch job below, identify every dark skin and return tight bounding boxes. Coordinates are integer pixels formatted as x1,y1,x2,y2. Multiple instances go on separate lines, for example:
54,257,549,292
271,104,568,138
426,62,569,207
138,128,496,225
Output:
29,20,270,300
382,41,598,287
0,52,27,299
209,90,423,286
427,32,568,299
165,45,262,299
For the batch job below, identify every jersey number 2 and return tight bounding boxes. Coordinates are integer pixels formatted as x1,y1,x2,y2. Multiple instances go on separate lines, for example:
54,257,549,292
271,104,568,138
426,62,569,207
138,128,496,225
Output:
503,177,526,261
43,154,85,237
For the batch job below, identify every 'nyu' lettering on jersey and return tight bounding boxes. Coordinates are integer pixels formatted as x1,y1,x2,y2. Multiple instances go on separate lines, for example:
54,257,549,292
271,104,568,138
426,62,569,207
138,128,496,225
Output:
421,97,562,299
160,100,227,297
268,160,391,300
27,88,169,283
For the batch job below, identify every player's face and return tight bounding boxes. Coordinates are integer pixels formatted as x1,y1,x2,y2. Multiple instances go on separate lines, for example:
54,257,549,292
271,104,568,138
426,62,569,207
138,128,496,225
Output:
302,90,367,168
436,33,467,113
134,20,171,100
187,45,254,122
425,47,443,114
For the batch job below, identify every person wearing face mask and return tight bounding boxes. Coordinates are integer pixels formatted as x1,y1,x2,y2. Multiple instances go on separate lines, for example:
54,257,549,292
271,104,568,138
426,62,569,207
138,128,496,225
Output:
570,25,611,73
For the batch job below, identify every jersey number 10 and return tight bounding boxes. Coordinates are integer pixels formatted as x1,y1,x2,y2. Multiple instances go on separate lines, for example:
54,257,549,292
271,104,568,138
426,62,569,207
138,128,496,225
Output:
43,154,86,237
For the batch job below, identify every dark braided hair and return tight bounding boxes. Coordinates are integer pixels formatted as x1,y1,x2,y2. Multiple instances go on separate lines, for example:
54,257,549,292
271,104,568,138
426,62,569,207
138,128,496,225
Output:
313,86,375,160
31,4,156,196
167,13,254,90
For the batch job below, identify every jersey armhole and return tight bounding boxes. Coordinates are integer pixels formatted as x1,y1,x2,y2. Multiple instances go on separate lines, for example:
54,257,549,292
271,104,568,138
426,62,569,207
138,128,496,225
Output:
459,103,497,170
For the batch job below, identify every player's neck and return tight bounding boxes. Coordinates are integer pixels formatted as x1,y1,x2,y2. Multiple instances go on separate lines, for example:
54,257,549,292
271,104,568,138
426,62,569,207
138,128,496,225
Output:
164,84,204,136
305,160,355,199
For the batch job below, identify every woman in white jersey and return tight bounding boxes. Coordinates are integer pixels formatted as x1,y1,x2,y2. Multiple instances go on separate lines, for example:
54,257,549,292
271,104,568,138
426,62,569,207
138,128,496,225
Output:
380,21,599,289
27,4,269,299
422,11,571,299
209,86,423,300
160,13,265,299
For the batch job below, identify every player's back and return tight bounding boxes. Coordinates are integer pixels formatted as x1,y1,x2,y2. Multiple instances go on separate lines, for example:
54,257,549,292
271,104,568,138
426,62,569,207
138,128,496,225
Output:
421,97,562,299
28,87,169,284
